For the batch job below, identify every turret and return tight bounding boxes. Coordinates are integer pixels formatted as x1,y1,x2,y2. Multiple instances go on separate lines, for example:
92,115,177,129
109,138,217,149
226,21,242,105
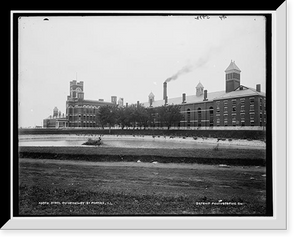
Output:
225,60,241,93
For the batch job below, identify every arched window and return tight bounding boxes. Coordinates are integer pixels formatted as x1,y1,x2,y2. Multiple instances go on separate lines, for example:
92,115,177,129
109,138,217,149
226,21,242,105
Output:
197,108,201,127
187,109,191,127
209,106,214,126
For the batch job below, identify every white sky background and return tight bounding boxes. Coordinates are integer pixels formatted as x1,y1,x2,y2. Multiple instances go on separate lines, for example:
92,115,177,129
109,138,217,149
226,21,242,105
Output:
18,15,266,127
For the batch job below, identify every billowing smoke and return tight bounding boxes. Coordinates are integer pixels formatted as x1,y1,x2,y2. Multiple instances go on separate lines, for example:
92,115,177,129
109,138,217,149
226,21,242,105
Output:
165,57,209,83
165,47,218,83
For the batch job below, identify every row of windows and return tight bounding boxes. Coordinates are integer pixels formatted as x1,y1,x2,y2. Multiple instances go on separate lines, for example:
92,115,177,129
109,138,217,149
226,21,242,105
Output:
68,116,96,120
216,97,266,113
68,108,97,114
217,118,266,126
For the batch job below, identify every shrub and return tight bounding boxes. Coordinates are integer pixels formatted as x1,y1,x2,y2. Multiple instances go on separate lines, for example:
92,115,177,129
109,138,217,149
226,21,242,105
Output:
82,138,103,146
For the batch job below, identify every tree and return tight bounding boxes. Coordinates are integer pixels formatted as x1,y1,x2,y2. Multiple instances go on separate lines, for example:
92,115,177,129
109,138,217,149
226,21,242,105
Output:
156,105,183,129
96,105,117,132
116,106,132,129
135,105,149,129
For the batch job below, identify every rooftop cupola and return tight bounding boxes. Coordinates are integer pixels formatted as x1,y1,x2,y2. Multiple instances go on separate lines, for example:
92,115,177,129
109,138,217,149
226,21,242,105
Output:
196,82,204,97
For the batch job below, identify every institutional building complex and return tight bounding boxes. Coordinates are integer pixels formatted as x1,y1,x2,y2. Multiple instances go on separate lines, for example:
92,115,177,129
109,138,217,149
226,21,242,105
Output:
142,61,266,128
43,61,266,128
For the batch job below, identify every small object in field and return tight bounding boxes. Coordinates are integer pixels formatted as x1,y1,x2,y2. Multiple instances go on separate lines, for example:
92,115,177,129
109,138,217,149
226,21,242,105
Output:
261,174,266,177
218,164,229,167
137,160,141,163
218,199,223,202
82,138,103,146
213,143,220,151
152,161,158,164
250,177,255,180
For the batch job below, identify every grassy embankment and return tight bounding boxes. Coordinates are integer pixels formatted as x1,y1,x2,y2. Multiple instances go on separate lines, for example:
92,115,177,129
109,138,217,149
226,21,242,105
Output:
19,159,267,215
19,146,266,166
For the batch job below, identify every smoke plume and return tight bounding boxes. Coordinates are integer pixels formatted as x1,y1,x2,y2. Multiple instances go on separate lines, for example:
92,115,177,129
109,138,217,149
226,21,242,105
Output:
165,46,219,83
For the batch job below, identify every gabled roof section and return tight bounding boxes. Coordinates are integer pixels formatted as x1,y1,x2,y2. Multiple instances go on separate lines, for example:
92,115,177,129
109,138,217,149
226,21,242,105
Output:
213,85,265,100
196,82,204,88
148,92,155,98
225,60,241,72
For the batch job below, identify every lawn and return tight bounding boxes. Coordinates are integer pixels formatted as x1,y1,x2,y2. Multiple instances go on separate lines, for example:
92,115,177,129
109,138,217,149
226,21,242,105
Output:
19,159,267,216
19,146,266,166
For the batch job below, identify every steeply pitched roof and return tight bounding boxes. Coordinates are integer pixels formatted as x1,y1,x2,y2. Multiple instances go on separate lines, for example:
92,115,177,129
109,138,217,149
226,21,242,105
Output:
225,61,241,72
196,82,204,88
148,92,155,98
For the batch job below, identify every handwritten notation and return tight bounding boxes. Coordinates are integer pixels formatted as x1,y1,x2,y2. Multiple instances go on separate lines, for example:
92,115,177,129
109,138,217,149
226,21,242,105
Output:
194,15,227,20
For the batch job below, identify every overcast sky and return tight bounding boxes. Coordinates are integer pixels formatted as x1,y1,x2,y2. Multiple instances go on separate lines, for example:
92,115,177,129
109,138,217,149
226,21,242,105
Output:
18,15,266,127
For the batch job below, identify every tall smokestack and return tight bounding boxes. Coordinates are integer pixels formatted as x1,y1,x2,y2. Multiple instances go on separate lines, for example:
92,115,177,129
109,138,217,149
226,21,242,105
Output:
163,82,167,101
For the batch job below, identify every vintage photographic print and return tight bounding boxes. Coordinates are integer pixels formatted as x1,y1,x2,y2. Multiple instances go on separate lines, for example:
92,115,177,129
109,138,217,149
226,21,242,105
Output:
16,12,273,218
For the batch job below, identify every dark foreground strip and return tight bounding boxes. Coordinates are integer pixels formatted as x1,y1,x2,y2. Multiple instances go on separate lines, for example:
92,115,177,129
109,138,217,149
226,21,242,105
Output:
19,152,265,166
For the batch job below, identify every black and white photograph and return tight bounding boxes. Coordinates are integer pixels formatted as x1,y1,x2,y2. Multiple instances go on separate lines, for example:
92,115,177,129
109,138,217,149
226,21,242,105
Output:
16,13,271,217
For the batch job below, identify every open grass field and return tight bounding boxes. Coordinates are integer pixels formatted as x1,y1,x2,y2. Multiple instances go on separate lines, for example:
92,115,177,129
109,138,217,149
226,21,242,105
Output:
19,146,266,166
19,158,267,216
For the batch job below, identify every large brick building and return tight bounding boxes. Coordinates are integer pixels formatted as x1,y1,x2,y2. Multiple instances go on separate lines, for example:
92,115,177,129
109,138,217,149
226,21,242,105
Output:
142,61,266,128
65,80,116,128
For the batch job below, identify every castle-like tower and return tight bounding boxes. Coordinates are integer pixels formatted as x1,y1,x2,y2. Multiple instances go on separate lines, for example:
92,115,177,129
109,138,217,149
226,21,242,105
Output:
225,60,241,93
69,80,84,100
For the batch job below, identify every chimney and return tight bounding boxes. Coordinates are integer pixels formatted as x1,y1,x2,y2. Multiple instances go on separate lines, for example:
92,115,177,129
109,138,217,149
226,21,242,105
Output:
256,84,261,92
137,101,140,107
163,82,167,101
203,90,208,101
111,96,117,105
165,96,168,105
182,93,186,103
126,102,128,108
